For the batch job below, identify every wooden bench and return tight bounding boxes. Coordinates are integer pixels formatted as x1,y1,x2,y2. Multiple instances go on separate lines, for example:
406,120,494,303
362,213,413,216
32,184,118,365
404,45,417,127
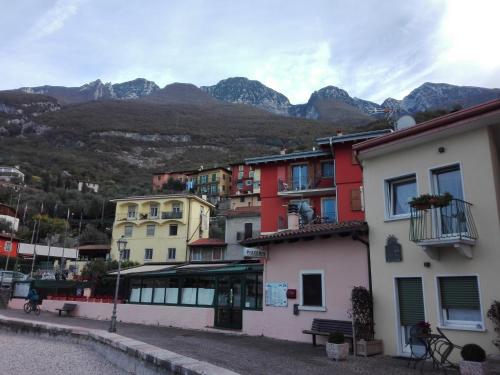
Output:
56,303,77,316
303,319,353,346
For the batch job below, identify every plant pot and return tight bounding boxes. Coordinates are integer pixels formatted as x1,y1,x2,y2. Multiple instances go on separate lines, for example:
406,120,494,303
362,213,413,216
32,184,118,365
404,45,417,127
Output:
412,203,431,210
326,342,349,361
356,339,383,357
459,360,488,375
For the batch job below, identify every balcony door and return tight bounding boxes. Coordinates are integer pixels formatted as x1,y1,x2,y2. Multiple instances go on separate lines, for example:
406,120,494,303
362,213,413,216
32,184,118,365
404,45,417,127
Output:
432,165,465,236
292,164,308,190
321,198,337,223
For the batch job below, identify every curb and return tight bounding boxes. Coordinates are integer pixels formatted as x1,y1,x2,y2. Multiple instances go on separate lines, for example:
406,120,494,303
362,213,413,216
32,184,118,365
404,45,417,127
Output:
0,314,240,375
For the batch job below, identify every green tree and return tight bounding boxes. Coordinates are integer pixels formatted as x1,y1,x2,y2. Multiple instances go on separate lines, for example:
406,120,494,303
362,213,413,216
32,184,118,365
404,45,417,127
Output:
79,224,109,245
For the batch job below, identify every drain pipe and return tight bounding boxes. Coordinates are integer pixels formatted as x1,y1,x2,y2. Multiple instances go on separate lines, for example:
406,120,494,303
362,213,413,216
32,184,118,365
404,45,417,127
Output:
352,231,374,339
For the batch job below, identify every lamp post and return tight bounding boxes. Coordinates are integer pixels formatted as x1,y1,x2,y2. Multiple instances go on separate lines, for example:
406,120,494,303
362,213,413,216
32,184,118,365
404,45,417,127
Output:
109,236,127,333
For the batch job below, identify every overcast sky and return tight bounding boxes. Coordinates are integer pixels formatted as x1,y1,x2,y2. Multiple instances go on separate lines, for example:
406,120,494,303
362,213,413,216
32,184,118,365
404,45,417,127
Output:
1,0,499,104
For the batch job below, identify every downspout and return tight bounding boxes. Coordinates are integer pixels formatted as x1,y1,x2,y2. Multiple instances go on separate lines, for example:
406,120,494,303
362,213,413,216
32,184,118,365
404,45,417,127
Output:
352,231,374,339
185,198,192,261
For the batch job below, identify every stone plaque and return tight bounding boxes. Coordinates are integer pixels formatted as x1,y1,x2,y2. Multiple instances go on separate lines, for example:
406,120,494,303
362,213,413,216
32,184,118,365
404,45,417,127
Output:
385,235,402,262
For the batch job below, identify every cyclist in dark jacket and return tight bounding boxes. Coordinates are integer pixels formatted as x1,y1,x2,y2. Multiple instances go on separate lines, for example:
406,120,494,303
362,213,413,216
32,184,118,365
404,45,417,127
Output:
27,288,39,309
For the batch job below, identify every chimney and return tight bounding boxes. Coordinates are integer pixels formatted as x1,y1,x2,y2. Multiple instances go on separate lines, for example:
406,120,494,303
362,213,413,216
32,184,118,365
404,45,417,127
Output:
280,149,286,155
336,128,343,136
287,203,300,230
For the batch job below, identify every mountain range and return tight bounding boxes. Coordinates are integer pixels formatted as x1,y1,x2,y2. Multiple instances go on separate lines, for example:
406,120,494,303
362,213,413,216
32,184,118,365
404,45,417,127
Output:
20,77,500,124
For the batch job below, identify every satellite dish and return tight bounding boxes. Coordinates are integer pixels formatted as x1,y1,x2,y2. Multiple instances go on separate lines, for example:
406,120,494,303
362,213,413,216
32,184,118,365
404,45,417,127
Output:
396,115,416,130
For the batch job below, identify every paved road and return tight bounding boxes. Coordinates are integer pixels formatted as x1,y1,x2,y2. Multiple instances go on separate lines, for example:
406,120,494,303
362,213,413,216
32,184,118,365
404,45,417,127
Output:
0,331,125,375
1,309,444,375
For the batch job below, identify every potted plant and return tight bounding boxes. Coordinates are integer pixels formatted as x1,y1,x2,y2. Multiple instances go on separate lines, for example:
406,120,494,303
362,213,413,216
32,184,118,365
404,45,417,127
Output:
416,321,431,335
433,192,453,207
326,332,349,361
349,286,383,356
487,300,500,351
410,194,433,210
460,344,488,375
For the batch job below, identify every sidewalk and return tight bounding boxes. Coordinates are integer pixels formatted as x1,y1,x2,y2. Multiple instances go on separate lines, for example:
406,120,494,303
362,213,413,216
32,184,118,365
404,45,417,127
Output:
0,308,440,375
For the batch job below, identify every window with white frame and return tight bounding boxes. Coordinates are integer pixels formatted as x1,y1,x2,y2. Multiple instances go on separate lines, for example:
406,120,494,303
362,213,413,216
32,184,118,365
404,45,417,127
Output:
168,248,176,260
146,224,156,236
127,206,136,219
150,204,159,218
144,248,153,261
385,174,417,218
191,248,202,261
300,270,325,310
169,224,178,236
124,224,133,238
437,276,483,329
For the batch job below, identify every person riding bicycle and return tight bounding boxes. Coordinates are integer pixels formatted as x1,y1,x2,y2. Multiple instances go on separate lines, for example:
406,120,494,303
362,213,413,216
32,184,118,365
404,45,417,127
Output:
26,288,40,310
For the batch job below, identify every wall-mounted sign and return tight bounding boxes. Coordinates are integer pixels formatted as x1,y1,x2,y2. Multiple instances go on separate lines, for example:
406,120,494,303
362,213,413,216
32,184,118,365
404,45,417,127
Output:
385,235,402,262
265,282,288,307
4,241,12,253
243,247,267,258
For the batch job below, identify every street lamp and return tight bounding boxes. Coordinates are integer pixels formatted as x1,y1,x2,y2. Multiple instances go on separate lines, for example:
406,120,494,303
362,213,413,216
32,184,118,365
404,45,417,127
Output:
109,235,127,333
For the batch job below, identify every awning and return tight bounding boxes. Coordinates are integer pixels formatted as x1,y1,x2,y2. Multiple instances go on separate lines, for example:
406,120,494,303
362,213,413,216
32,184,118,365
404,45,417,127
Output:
32,280,89,289
108,264,177,276
18,243,78,259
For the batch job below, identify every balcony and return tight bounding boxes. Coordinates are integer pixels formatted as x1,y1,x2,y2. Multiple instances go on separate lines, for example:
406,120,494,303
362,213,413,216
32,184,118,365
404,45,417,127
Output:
277,176,335,197
236,230,260,241
410,199,478,259
161,211,183,220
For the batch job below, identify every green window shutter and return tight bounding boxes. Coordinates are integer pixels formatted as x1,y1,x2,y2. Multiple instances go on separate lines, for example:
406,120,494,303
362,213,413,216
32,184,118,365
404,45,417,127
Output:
398,278,425,326
439,276,480,309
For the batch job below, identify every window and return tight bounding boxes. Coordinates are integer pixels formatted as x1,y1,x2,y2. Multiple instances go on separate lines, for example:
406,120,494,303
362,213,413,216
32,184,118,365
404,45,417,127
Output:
245,180,252,186
212,173,217,182
150,205,159,218
386,174,417,218
322,198,337,223
144,248,153,261
237,182,243,190
244,274,263,309
168,248,176,260
146,224,156,236
321,161,335,178
351,188,362,211
181,277,197,305
238,165,244,171
238,171,244,179
438,276,483,329
240,196,245,202
172,203,181,213
127,206,136,219
210,184,218,194
200,175,208,184
124,224,133,238
169,224,178,236
191,248,202,261
249,170,254,178
153,280,166,304
141,279,154,303
129,279,141,302
291,164,308,190
121,249,130,260
300,270,325,310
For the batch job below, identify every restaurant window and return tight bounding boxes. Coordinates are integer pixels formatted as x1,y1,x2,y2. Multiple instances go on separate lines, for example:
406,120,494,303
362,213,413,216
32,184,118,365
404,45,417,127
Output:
153,279,166,304
244,274,263,310
438,276,483,329
146,224,156,236
169,224,178,236
140,279,154,303
181,277,197,305
197,277,215,306
165,278,179,304
300,270,325,310
129,279,141,303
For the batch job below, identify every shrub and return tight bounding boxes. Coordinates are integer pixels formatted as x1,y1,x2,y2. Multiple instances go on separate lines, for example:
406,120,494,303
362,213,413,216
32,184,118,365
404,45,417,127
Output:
461,344,486,362
349,286,374,340
487,300,500,334
328,332,345,344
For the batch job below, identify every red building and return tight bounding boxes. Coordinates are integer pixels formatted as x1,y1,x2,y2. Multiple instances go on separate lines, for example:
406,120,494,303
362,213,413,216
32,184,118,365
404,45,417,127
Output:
245,130,391,233
152,169,196,192
0,233,19,258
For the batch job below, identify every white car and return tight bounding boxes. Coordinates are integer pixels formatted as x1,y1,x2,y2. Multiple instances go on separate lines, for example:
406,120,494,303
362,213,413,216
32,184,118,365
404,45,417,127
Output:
0,271,29,284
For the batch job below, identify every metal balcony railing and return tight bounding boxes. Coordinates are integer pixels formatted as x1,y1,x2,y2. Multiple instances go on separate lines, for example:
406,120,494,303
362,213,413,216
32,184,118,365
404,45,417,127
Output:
277,176,335,193
236,231,260,241
410,199,478,243
161,211,183,219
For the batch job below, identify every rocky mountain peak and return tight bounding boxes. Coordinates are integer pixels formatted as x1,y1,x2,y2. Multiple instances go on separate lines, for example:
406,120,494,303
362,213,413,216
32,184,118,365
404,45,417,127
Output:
311,86,351,101
200,77,291,115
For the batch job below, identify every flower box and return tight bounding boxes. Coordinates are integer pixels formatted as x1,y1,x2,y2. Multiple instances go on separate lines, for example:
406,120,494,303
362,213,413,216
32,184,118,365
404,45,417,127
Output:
356,339,383,357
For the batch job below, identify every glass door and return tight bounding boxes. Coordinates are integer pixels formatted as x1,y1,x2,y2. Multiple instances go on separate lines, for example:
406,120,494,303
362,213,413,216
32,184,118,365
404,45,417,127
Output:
321,198,337,223
215,276,243,329
396,277,425,355
432,165,465,237
292,164,308,190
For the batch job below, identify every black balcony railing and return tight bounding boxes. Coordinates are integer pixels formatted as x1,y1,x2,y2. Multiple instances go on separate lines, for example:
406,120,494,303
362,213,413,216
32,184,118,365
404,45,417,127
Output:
410,199,478,243
162,211,183,219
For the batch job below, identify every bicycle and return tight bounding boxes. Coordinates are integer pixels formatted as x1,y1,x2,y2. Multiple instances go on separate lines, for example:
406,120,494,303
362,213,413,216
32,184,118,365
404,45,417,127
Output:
23,300,41,315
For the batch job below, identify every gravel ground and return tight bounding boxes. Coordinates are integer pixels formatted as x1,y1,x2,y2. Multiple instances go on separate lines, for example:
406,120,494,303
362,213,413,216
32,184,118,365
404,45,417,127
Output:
0,332,126,375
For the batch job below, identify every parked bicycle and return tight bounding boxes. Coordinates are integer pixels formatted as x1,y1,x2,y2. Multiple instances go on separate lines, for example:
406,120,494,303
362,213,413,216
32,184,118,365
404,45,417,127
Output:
23,300,41,315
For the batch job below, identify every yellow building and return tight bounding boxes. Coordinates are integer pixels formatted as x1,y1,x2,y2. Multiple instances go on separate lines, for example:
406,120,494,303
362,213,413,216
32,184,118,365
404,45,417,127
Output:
110,194,214,264
354,101,500,359
187,167,232,204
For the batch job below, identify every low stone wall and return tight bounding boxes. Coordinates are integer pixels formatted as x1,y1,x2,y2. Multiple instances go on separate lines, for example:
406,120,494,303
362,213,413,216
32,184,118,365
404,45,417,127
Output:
0,313,238,375
9,298,215,330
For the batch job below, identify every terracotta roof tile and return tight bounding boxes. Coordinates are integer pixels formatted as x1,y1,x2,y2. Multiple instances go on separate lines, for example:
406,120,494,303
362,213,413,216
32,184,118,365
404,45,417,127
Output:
241,221,368,246
189,238,227,247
